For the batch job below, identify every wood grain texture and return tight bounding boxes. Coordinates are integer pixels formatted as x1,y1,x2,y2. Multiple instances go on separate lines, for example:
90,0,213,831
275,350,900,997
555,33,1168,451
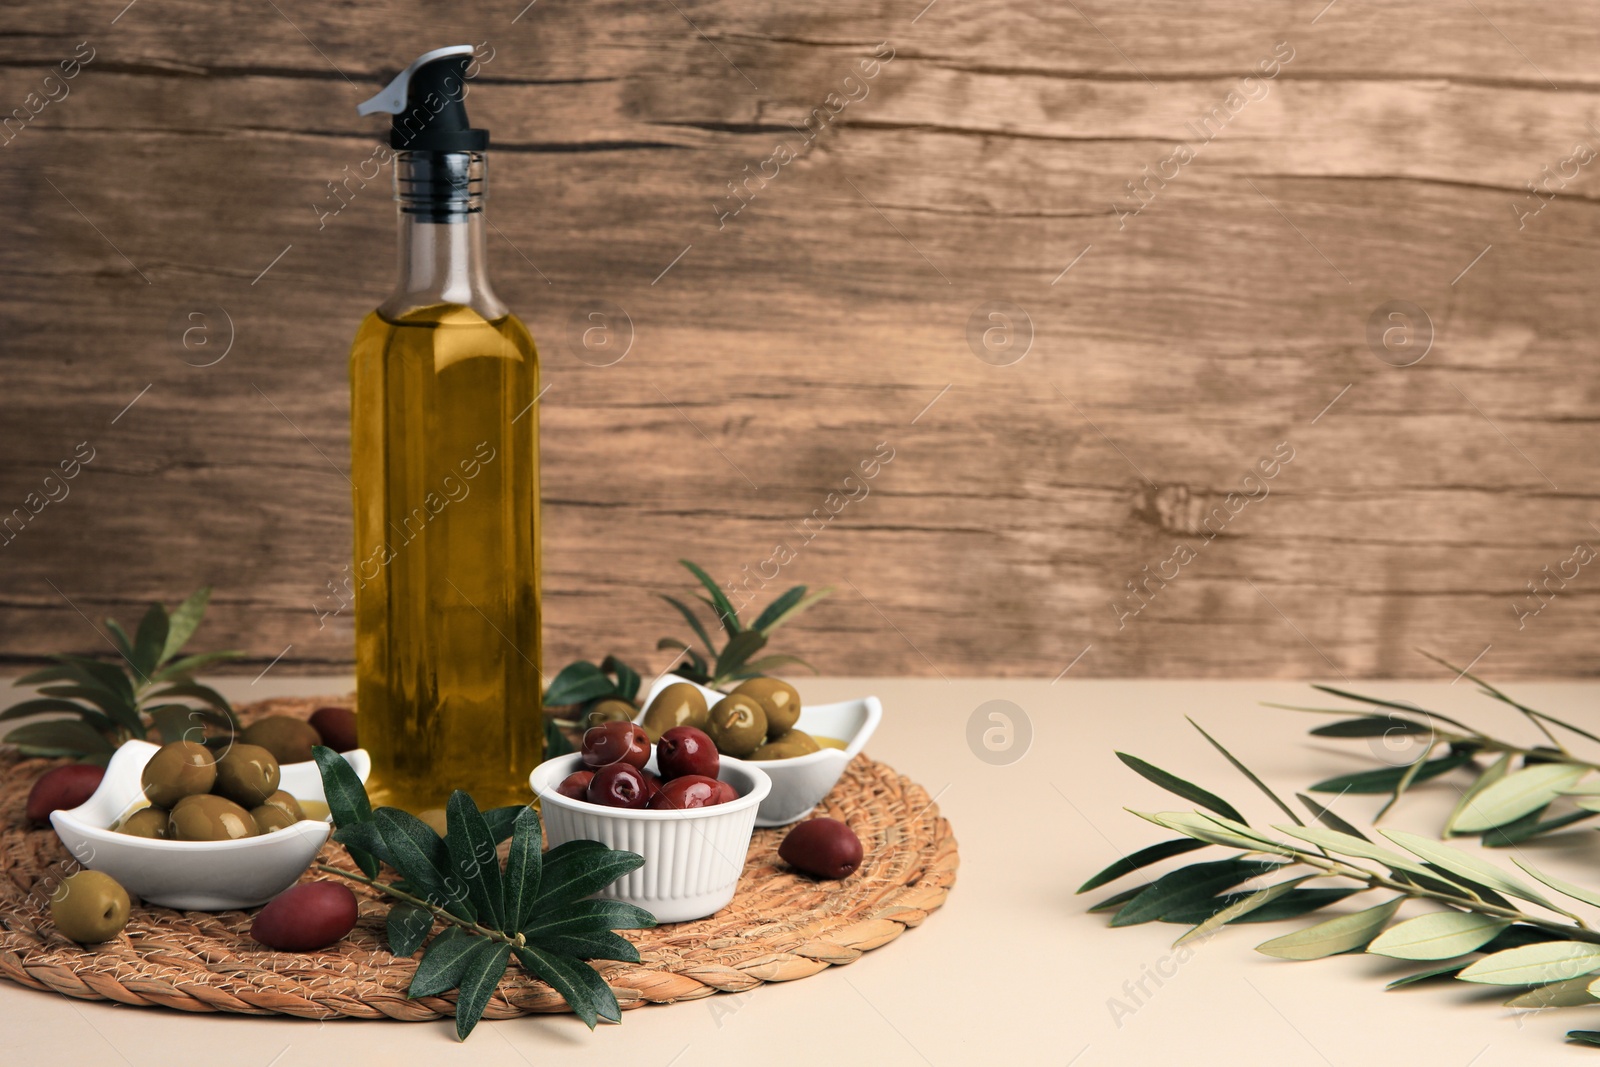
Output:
2,1,1599,679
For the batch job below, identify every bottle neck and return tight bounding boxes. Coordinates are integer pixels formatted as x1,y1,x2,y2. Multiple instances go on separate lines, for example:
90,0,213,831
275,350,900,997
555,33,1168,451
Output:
381,151,507,321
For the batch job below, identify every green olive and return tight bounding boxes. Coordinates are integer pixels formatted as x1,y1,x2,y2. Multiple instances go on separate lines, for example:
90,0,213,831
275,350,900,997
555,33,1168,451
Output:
251,790,305,833
169,793,258,841
733,676,802,737
140,741,216,808
584,698,637,729
239,715,321,765
252,804,297,834
117,807,170,839
50,870,131,943
640,682,710,742
258,790,305,822
212,743,282,807
750,728,821,761
707,693,767,758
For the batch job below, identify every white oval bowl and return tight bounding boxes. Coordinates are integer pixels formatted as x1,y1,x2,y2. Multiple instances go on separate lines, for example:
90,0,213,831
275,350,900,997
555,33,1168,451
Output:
637,675,881,827
50,740,371,911
530,751,771,924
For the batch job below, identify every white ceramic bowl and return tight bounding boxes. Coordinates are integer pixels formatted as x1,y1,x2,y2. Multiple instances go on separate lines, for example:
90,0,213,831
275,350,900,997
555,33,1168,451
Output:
530,751,771,924
50,740,371,911
638,675,881,827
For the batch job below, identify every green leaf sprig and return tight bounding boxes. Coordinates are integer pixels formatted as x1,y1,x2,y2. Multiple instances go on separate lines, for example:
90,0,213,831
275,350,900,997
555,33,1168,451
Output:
544,655,643,713
657,559,831,688
311,747,656,1040
544,559,833,725
1091,711,1600,1051
1264,651,1600,843
3,587,241,761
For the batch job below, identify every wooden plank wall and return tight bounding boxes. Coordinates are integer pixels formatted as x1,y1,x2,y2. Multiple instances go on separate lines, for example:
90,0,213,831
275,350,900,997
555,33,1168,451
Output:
2,1,1599,680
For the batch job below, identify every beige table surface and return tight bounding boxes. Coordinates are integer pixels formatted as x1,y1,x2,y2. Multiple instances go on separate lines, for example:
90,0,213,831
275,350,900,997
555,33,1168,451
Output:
6,676,1600,1066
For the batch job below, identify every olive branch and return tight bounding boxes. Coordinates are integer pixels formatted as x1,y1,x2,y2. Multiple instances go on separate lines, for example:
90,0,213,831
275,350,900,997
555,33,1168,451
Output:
3,587,240,760
544,558,832,728
1090,671,1600,1050
312,748,656,1040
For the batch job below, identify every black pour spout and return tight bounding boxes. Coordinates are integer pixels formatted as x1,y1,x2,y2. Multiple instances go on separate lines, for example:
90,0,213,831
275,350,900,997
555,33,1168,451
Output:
357,45,488,152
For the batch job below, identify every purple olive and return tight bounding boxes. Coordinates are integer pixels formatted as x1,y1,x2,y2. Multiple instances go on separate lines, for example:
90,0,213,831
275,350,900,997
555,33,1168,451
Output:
586,763,650,808
26,764,104,825
556,770,595,801
309,706,358,752
647,774,723,810
250,881,358,952
580,722,650,769
779,818,864,879
657,726,719,781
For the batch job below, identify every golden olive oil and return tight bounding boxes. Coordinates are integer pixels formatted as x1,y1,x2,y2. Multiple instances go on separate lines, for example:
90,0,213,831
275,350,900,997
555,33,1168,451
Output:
349,303,542,813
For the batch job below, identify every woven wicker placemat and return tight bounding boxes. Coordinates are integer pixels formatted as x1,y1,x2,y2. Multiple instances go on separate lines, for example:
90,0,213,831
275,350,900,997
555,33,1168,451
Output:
0,696,957,1021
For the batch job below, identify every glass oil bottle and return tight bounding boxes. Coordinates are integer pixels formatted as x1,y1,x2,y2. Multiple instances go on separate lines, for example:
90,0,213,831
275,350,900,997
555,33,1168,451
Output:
349,46,542,814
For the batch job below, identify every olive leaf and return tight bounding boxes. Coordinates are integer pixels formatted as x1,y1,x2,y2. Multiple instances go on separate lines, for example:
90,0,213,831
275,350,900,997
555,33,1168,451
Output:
388,904,433,957
714,629,767,681
543,718,575,758
1379,830,1559,911
1483,808,1596,847
445,791,504,928
1456,941,1600,986
1077,838,1208,894
1307,751,1475,795
1187,717,1303,826
1445,752,1512,836
1308,717,1432,738
544,661,621,708
679,559,741,636
3,719,114,756
600,655,640,702
1296,792,1371,841
1114,753,1246,824
4,586,240,760
1365,911,1509,961
1504,976,1599,1008
1173,875,1315,946
1110,858,1286,928
314,744,379,878
451,940,513,1040
1511,858,1600,911
1386,962,1467,989
1255,897,1405,960
313,761,654,1041
1160,887,1359,926
1449,763,1589,833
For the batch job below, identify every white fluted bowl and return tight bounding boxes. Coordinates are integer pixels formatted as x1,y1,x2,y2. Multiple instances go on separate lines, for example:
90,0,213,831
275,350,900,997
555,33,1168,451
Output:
638,675,882,827
530,752,771,924
50,740,370,911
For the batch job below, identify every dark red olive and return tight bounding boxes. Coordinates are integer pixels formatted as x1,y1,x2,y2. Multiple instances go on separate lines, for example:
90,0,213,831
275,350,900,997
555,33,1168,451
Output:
641,769,662,798
308,706,358,752
657,726,719,781
779,818,863,879
580,721,650,769
586,763,650,808
714,780,739,805
26,764,105,826
250,881,358,951
555,770,594,801
648,774,724,810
